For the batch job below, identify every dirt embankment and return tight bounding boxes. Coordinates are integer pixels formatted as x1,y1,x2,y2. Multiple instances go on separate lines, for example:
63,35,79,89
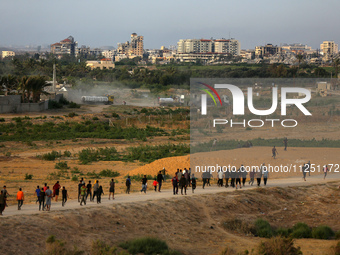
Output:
0,183,339,255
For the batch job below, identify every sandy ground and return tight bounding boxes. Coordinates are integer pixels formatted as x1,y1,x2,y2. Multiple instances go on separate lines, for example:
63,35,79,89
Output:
0,173,339,255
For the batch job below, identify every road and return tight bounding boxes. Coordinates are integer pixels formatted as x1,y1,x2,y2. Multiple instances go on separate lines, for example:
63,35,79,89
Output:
2,172,339,217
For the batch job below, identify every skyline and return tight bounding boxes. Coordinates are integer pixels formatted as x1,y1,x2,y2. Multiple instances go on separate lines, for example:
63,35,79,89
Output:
1,0,340,50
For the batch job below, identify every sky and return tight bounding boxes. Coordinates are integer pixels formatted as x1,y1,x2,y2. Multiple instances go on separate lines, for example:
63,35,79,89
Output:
0,0,339,50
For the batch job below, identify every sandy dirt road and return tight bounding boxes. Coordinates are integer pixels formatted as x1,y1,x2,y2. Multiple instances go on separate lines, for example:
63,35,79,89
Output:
2,172,339,218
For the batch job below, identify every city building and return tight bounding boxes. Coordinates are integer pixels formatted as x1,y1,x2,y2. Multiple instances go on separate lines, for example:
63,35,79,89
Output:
2,51,15,59
255,44,282,58
320,41,338,60
117,33,144,58
86,58,115,70
177,38,240,56
50,36,77,57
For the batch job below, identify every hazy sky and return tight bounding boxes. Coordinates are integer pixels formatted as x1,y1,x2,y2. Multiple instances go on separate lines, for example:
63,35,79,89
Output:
1,0,339,50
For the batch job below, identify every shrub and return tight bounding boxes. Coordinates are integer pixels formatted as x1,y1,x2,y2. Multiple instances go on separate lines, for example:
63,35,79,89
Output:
92,116,99,120
71,175,78,182
91,240,120,255
257,237,302,255
312,225,335,240
63,150,72,157
68,102,81,108
119,237,169,255
112,112,120,118
41,150,61,161
335,230,340,240
223,218,254,235
0,118,5,122
25,173,33,180
276,227,291,238
55,161,70,170
68,112,78,118
254,218,274,238
99,169,120,177
290,222,312,238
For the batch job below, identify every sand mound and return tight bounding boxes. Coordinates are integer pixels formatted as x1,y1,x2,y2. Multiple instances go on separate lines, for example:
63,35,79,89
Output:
128,155,190,176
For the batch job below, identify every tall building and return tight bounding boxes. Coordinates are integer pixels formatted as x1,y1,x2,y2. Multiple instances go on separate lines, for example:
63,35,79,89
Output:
177,38,240,56
51,36,77,56
320,41,338,60
255,44,282,58
117,33,144,57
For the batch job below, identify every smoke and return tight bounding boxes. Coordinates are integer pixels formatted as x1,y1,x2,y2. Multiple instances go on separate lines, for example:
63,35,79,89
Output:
60,81,159,107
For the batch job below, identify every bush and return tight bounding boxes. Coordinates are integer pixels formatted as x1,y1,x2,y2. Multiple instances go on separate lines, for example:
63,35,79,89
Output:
257,237,302,255
312,225,335,240
68,102,81,108
254,219,274,238
55,161,70,170
41,150,61,161
99,169,120,177
290,222,312,238
276,227,290,238
91,240,120,255
68,112,78,118
223,218,254,235
112,112,120,118
0,118,5,122
25,173,33,180
71,175,78,182
119,237,170,255
92,116,99,120
335,230,340,240
63,150,72,157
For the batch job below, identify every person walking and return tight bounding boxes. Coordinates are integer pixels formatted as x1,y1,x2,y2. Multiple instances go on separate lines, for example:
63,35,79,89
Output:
161,167,167,182
256,167,262,187
153,178,158,192
157,171,164,192
45,186,53,211
241,165,247,187
35,186,40,204
39,187,45,211
217,169,223,187
171,174,178,195
141,175,147,194
86,181,92,202
177,169,182,183
92,180,99,202
230,168,236,188
126,176,131,194
191,174,196,193
302,163,307,181
43,183,48,192
283,137,288,151
202,171,208,189
262,165,269,186
224,168,230,187
235,168,242,190
272,146,278,159
307,161,311,176
97,185,104,203
0,190,5,215
179,174,187,195
78,180,83,202
249,168,255,186
109,179,115,200
62,186,69,207
2,185,9,209
53,181,61,202
323,165,329,179
80,184,87,206
16,188,24,210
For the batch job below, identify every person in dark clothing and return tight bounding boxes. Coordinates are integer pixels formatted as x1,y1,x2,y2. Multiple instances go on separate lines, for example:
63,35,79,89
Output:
191,175,196,193
78,180,83,202
97,185,104,203
235,169,242,189
179,174,187,195
224,169,230,188
240,165,247,187
202,171,208,189
0,190,5,215
61,186,69,207
141,175,147,193
171,175,178,195
35,186,40,204
39,188,45,211
92,180,99,202
157,171,164,192
86,181,92,201
272,146,278,159
126,176,131,194
109,179,115,200
207,169,211,186
283,137,288,151
230,168,236,188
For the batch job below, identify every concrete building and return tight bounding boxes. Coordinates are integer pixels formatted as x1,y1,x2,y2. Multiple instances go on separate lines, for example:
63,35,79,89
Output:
320,41,338,60
86,58,115,70
117,33,144,58
255,44,282,58
2,51,15,59
177,38,240,56
51,36,77,57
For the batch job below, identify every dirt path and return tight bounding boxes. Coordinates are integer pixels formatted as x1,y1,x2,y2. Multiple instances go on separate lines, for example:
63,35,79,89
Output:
2,172,339,217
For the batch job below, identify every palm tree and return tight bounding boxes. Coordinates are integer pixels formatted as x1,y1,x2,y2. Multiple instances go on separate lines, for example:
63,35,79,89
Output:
296,54,304,75
18,76,49,103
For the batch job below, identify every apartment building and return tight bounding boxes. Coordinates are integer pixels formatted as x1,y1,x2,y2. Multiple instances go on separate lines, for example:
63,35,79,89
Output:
320,41,338,60
255,44,282,58
117,33,144,57
51,36,77,56
177,38,240,56
2,51,15,59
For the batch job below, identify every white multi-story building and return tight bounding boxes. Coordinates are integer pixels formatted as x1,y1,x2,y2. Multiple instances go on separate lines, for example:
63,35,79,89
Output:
320,41,338,60
177,38,240,56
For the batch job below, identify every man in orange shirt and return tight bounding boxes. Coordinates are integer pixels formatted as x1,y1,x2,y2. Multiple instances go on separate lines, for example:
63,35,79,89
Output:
16,188,24,210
